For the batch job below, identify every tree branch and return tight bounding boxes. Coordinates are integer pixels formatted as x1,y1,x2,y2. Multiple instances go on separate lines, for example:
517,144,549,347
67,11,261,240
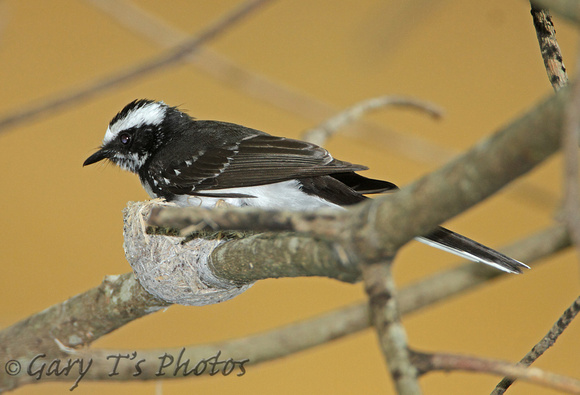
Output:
530,4,568,91
363,258,422,394
531,0,580,25
0,221,568,390
209,231,360,284
301,95,442,147
148,208,569,291
562,67,580,259
0,274,168,391
492,294,580,394
412,351,580,394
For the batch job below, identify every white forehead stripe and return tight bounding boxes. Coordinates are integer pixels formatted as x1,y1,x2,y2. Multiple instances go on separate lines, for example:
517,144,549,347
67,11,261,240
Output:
104,102,167,144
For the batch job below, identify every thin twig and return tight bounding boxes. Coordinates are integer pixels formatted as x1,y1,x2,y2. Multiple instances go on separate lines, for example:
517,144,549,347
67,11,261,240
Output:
492,294,580,394
530,5,568,91
0,0,273,134
413,351,580,394
362,258,422,394
301,95,443,146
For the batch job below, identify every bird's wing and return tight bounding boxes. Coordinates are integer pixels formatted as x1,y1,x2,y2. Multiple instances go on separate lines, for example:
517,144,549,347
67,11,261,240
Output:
151,134,368,196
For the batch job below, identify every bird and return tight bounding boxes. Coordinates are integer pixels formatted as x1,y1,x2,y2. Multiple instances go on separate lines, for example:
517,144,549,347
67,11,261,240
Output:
84,99,529,274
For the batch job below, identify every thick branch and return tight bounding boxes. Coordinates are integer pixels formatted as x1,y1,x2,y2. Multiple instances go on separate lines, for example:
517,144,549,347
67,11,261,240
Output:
0,274,168,391
148,206,343,237
209,232,361,284
149,212,568,288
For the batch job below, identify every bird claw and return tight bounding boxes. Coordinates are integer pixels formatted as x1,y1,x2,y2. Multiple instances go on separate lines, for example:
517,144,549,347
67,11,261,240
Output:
214,199,232,208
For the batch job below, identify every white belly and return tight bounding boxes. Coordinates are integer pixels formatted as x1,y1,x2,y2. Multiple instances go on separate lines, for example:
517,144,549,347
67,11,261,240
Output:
144,179,343,211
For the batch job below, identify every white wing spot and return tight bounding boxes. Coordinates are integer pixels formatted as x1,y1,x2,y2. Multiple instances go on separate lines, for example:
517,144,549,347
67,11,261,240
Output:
174,169,181,176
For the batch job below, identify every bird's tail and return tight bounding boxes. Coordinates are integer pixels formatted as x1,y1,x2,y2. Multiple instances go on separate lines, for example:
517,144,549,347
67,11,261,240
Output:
416,227,529,274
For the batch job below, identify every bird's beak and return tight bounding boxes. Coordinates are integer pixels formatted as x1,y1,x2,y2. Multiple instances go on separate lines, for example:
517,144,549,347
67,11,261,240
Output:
83,148,110,166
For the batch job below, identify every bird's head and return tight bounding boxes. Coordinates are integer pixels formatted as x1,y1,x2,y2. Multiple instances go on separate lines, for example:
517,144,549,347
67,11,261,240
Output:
83,99,176,173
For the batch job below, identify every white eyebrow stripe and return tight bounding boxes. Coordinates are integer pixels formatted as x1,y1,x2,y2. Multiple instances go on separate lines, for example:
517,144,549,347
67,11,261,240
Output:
104,102,167,145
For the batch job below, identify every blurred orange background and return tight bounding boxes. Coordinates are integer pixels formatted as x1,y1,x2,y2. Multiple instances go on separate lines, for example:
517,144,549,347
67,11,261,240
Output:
0,1,579,394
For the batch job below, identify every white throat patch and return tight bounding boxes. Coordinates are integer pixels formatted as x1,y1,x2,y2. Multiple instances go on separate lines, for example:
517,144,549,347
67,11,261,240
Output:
104,101,167,145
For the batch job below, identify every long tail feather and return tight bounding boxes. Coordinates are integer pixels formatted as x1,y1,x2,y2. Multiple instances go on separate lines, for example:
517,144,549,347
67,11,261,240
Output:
416,227,529,274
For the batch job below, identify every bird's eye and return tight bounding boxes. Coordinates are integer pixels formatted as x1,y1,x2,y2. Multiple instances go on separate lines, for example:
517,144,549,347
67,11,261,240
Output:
119,133,131,145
